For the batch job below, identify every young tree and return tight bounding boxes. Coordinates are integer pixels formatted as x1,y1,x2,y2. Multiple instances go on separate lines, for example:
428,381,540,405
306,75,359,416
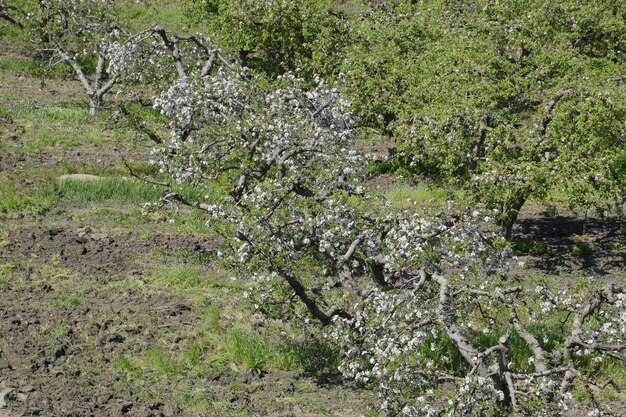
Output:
25,0,141,115
141,55,625,415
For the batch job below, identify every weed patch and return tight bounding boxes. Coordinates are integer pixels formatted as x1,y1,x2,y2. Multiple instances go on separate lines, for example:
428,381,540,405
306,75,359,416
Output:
513,238,551,257
220,329,340,373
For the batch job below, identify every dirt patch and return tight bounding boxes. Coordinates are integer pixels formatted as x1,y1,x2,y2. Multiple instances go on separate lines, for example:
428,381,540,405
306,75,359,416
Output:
0,57,84,108
0,283,195,416
0,269,372,416
0,222,216,280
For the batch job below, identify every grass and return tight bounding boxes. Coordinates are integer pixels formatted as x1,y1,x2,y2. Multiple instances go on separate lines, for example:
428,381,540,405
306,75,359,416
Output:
0,182,57,216
57,177,163,204
0,173,195,217
149,265,208,289
220,329,339,373
121,325,339,377
384,183,454,209
57,174,226,205
115,299,340,401
114,302,340,414
0,56,45,76
119,0,203,33
0,103,91,125
50,295,82,308
73,207,152,226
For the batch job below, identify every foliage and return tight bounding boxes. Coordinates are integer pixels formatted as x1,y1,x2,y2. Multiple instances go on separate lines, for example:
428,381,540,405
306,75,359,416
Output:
0,0,24,28
185,0,350,79
339,0,626,237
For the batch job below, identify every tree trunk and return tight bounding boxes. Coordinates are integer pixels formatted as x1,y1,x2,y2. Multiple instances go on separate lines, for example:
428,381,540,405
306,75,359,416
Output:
280,270,351,326
500,193,527,240
88,95,102,116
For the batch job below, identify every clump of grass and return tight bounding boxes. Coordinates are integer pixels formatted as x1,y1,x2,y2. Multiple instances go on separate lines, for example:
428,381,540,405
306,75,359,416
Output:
0,183,57,216
115,356,143,383
571,242,596,256
50,295,82,308
0,263,14,285
149,265,207,289
142,348,179,377
608,241,626,250
57,175,226,206
57,177,163,204
0,104,91,125
220,329,339,373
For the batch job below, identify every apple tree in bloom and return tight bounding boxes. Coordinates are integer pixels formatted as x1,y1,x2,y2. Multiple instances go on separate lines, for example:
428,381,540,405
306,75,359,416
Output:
112,27,225,138
140,49,625,416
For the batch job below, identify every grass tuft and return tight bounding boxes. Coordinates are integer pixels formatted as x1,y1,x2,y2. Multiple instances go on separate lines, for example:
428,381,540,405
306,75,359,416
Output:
50,295,82,308
0,104,91,125
0,183,57,216
57,177,163,204
221,329,339,373
149,265,207,289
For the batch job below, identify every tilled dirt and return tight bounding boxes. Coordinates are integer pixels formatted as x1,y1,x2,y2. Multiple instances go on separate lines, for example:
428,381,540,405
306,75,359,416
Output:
1,222,215,279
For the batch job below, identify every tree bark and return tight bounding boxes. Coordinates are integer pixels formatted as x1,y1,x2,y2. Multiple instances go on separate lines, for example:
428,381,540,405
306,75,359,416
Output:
89,95,102,116
500,193,527,240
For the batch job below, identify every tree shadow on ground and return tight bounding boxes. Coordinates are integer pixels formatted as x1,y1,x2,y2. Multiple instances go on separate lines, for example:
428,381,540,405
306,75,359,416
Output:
513,210,625,279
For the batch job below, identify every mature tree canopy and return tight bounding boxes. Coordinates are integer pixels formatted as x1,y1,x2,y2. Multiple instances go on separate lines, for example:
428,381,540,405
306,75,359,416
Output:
186,0,626,236
139,47,626,415
340,0,626,236
185,0,349,78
